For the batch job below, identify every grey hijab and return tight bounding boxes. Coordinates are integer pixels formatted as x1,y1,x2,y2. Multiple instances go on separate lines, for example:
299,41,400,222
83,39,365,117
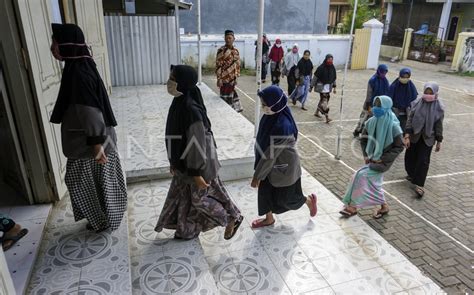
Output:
285,44,299,70
410,82,445,138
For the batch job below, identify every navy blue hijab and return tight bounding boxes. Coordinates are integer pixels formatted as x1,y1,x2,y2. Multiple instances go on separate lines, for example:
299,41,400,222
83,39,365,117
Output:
255,86,298,168
368,64,389,101
389,68,418,109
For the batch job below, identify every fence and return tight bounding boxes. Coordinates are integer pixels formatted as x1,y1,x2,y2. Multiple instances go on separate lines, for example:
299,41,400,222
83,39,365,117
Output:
104,15,179,86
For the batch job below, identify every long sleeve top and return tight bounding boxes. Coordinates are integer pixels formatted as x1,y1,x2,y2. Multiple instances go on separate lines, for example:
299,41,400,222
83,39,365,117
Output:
405,110,444,147
363,83,374,111
360,129,404,173
253,136,301,187
61,104,117,159
215,46,241,85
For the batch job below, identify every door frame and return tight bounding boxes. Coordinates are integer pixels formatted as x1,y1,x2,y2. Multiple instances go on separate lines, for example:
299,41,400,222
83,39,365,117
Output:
0,0,56,203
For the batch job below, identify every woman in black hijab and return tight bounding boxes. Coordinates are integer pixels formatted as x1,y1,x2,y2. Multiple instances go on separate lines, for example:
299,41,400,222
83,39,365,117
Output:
155,65,243,240
311,54,337,123
50,23,126,232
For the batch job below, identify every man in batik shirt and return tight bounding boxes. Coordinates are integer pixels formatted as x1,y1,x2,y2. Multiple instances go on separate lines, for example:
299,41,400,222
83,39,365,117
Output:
216,30,242,112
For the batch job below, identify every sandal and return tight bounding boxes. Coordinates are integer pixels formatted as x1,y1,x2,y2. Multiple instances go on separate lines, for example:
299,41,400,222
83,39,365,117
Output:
251,218,275,229
314,113,322,118
373,209,389,219
339,208,357,217
2,228,29,252
309,194,318,217
224,216,244,240
301,107,308,111
415,186,425,198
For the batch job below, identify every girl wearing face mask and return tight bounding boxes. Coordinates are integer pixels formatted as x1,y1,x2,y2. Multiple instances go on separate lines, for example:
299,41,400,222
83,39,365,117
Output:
388,68,418,132
268,38,284,85
157,65,243,240
251,86,317,228
49,23,126,233
283,44,300,96
340,96,404,219
290,50,313,111
404,82,444,198
354,64,390,137
311,54,337,123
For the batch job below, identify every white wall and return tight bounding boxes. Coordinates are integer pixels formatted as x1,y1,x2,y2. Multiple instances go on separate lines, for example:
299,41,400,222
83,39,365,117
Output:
181,34,352,70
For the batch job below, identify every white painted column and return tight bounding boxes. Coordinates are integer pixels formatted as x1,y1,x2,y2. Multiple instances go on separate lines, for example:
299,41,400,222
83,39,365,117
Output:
363,19,384,69
175,2,181,63
255,0,264,135
437,0,453,41
384,2,393,35
197,0,202,84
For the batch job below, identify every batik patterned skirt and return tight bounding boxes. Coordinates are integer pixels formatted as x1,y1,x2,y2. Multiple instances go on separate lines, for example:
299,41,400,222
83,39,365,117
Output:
155,176,241,240
342,165,385,208
220,82,243,112
65,151,127,231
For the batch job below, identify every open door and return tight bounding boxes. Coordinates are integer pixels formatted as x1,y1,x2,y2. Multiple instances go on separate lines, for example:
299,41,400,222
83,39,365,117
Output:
74,0,112,94
14,0,68,200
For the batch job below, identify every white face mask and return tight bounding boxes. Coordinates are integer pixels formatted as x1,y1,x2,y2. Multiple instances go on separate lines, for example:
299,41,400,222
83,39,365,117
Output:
261,105,275,115
167,79,183,97
399,77,410,84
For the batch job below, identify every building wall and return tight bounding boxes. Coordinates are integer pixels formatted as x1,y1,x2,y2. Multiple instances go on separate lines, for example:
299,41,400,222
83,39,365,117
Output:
390,2,443,32
178,0,330,35
180,34,351,70
452,3,474,33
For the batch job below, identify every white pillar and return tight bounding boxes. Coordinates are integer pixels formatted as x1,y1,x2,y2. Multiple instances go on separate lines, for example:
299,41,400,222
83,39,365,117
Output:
384,2,393,35
364,18,384,69
197,0,202,84
437,0,453,41
175,2,181,63
255,0,264,135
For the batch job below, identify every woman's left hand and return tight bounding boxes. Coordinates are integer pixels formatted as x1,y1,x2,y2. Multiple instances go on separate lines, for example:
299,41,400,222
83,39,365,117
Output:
435,142,441,152
251,178,260,188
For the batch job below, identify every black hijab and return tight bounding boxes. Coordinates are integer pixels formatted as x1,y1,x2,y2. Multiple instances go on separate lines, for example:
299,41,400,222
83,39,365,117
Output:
50,23,117,127
297,51,313,76
165,65,211,172
315,54,337,84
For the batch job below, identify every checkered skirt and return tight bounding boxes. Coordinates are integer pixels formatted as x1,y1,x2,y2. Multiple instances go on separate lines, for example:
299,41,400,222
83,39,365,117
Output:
65,151,127,231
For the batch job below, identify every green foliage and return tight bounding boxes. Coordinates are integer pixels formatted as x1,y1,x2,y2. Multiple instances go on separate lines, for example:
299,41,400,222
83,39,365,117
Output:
342,0,378,33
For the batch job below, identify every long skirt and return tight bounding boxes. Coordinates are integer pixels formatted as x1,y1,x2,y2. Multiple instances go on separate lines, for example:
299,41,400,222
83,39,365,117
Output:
317,92,331,115
65,151,127,231
342,166,385,208
290,75,311,106
257,178,306,216
270,61,281,85
220,83,243,112
405,137,433,187
155,176,241,240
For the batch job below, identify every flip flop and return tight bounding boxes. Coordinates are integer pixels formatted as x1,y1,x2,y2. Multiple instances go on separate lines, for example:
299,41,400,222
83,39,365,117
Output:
415,186,425,198
224,216,244,240
309,194,318,217
251,218,275,229
339,209,357,218
373,209,389,219
2,228,29,252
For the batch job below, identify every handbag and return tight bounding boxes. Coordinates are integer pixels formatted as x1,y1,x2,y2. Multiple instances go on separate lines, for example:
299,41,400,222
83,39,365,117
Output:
315,82,324,93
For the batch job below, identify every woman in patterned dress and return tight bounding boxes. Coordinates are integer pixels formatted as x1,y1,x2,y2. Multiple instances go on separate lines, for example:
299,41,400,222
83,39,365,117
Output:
49,23,127,232
155,65,243,240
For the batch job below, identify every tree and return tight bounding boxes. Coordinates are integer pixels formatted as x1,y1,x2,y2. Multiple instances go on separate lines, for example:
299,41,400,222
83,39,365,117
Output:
342,0,378,33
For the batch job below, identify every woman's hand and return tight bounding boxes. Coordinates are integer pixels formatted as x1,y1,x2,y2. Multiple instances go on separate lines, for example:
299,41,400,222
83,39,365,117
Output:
170,166,175,176
364,157,370,165
333,88,337,94
403,136,411,149
194,176,210,190
94,144,108,164
251,177,260,188
435,142,441,152
217,80,222,88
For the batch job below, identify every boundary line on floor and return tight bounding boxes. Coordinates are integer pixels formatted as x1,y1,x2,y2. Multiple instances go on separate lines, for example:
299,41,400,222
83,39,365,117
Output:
384,170,474,185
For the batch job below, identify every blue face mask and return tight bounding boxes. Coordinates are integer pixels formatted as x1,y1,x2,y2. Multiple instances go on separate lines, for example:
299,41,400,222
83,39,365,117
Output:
372,106,386,118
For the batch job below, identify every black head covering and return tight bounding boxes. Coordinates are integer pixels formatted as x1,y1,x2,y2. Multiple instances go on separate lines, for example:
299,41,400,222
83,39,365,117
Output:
225,30,234,36
165,65,212,173
315,54,337,84
50,23,117,127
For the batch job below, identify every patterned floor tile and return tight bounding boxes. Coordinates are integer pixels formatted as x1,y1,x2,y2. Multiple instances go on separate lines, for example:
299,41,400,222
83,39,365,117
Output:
327,212,367,229
310,253,363,286
384,261,438,291
360,266,405,294
128,211,168,256
79,264,131,294
297,229,359,259
396,282,445,295
330,278,377,294
199,225,257,256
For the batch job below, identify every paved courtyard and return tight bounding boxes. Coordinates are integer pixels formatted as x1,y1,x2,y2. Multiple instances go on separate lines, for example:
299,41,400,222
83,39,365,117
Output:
203,60,474,294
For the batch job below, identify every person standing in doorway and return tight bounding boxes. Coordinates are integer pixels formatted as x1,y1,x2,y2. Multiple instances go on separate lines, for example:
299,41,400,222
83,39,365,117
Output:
389,68,418,132
284,44,300,96
156,65,243,240
50,23,127,233
353,64,390,137
290,50,313,111
311,54,337,123
216,30,243,112
251,85,317,228
255,33,271,83
404,82,444,198
268,38,284,85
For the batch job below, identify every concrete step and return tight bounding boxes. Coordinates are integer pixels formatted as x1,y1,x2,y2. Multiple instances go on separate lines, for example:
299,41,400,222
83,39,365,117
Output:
111,83,256,184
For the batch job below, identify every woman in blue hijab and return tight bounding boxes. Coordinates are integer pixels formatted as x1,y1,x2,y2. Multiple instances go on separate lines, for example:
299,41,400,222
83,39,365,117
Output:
353,64,390,137
389,68,418,132
341,96,404,219
251,85,317,228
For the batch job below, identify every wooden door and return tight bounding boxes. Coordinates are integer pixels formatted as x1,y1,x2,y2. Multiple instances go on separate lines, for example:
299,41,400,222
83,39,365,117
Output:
15,0,68,200
351,28,371,70
74,0,112,94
